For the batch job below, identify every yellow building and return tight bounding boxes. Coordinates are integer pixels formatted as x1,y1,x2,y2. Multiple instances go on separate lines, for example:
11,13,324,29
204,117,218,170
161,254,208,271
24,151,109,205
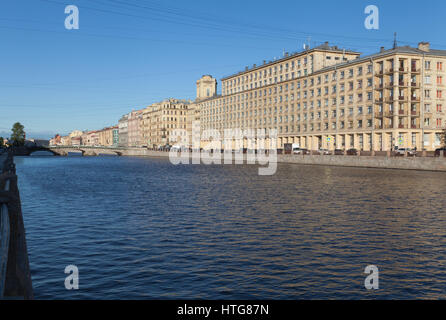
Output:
98,126,117,147
141,99,190,149
197,42,446,151
60,135,71,146
68,130,83,139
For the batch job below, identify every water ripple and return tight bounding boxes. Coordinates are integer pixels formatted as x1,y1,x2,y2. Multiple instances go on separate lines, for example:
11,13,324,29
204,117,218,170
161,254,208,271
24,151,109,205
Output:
13,156,446,299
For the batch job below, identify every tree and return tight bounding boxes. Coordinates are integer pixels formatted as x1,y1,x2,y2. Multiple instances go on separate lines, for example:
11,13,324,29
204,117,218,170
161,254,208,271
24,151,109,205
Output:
10,122,25,146
0,137,4,147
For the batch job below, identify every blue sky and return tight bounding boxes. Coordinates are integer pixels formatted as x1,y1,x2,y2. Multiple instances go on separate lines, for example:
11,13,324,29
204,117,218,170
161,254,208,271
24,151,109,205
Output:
0,0,445,139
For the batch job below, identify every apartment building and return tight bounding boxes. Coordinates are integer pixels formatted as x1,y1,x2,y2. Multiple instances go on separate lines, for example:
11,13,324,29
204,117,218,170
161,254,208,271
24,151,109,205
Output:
128,110,144,147
142,98,190,149
98,126,118,147
82,130,99,146
112,127,119,146
118,114,129,147
186,103,201,149
197,42,446,151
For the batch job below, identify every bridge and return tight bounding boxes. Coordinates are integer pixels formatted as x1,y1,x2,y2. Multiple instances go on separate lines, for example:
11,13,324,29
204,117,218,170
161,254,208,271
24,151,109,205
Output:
12,145,127,157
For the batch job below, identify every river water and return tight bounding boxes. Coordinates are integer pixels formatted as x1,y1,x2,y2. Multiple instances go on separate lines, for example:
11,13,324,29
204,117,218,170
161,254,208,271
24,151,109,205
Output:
14,155,446,299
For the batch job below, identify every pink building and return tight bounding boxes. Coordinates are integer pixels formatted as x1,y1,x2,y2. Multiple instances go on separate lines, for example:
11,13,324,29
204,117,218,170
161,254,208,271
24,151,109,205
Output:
71,137,81,146
82,131,99,146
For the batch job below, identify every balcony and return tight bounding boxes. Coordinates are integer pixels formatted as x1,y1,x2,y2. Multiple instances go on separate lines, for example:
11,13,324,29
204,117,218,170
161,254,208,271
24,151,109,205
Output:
411,82,420,88
411,96,420,102
385,68,395,74
411,110,420,117
399,67,408,73
384,111,394,117
411,68,421,73
399,82,409,87
398,124,405,129
411,124,418,129
398,109,405,115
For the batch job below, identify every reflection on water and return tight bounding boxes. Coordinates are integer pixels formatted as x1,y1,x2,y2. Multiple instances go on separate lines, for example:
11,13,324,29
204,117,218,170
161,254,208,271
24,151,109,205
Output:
14,156,446,299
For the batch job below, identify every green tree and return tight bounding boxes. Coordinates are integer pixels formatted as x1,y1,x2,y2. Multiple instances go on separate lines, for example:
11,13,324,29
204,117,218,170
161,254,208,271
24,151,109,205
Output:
0,137,4,147
10,122,25,146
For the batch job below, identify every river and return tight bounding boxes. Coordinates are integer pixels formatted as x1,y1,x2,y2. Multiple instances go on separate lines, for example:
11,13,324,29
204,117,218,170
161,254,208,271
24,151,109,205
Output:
14,155,446,299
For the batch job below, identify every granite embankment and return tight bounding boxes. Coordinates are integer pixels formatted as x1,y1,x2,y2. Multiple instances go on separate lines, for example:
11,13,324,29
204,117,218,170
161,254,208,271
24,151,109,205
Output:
123,149,446,172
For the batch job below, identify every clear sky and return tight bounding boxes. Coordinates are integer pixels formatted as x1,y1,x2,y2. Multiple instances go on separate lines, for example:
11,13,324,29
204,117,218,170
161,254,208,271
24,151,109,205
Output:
0,0,445,139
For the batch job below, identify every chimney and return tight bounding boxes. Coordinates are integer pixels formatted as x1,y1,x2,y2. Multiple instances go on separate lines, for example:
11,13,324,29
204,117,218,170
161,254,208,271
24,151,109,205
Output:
285,52,289,57
418,42,430,52
245,66,249,71
380,46,385,53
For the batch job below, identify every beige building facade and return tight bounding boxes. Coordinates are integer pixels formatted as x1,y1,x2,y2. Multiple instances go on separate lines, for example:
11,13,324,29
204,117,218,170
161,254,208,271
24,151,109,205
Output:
196,75,217,101
98,126,117,147
128,110,144,147
197,42,446,151
142,99,190,148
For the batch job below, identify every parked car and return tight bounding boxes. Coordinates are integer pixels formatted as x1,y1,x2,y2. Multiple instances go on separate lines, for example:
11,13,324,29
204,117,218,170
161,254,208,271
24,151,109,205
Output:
158,144,172,151
293,148,310,155
395,148,417,156
435,147,446,157
334,149,345,155
170,145,182,152
346,148,358,155
319,149,331,155
290,144,301,155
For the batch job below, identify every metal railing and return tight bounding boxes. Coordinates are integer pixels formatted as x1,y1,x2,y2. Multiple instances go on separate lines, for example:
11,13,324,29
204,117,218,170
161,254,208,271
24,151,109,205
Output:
0,150,33,299
0,182,10,298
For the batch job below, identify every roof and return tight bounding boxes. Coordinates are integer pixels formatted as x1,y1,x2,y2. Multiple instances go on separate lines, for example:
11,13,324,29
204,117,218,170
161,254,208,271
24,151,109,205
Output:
195,94,222,104
313,45,446,75
221,42,360,81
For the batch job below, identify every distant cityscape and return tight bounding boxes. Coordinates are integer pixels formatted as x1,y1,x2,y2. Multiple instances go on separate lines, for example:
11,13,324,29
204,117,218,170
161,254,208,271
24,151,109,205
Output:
50,41,446,152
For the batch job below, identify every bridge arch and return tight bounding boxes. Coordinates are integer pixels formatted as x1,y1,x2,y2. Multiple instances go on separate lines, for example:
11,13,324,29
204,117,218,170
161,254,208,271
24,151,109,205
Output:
27,147,60,156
